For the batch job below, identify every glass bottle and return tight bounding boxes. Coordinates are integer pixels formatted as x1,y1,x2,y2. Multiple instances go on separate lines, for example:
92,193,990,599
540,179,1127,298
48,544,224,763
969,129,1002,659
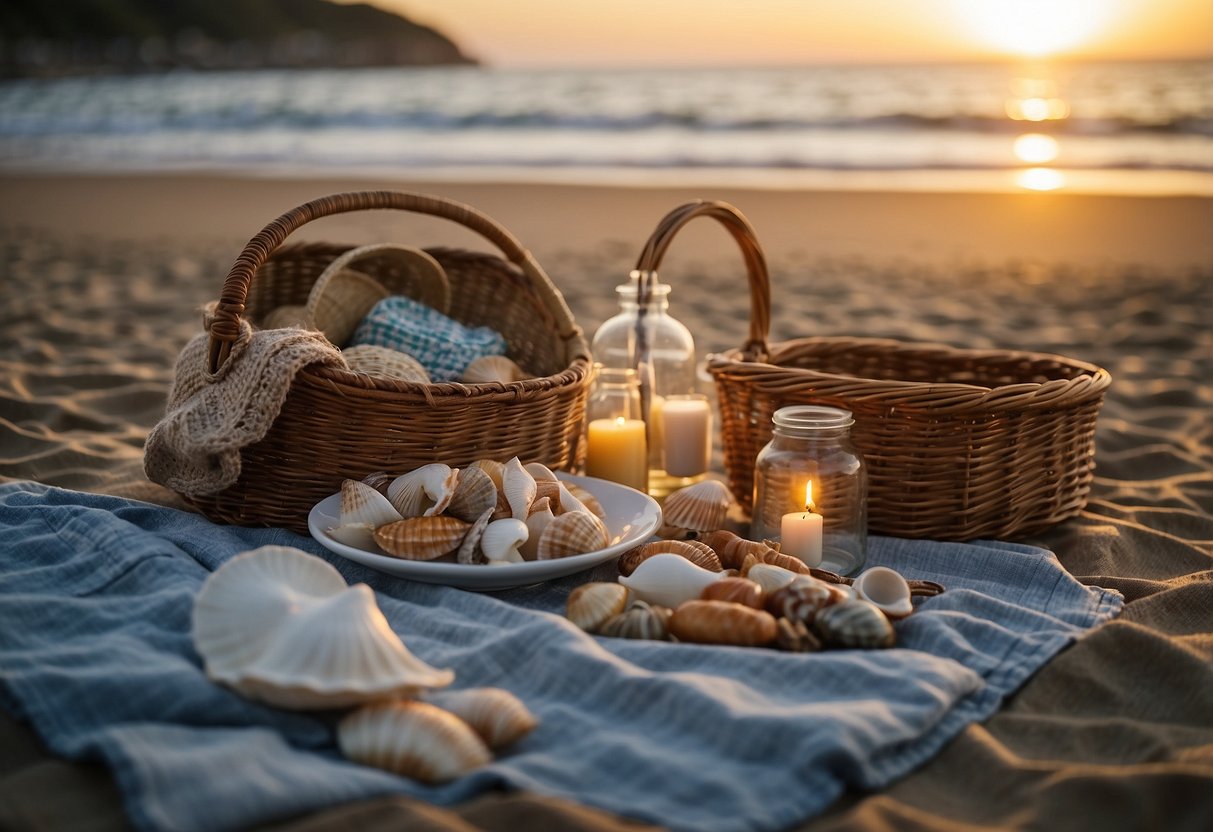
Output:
584,365,648,493
751,406,867,576
590,270,699,499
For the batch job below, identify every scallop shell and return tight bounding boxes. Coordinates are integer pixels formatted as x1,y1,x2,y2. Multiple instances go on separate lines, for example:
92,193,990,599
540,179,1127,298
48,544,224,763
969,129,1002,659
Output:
565,582,631,633
387,464,459,518
338,700,489,784
812,599,896,649
521,496,555,560
502,457,537,521
853,567,914,619
617,552,725,609
231,582,455,709
307,267,390,347
598,600,674,641
326,479,405,550
361,470,395,496
617,539,722,577
662,479,733,533
700,576,765,610
261,304,312,330
536,509,609,560
480,518,529,564
668,600,779,647
467,459,505,490
565,484,606,520
462,355,531,384
192,545,348,683
374,516,470,560
342,344,431,383
765,576,844,624
425,687,539,750
456,507,494,565
700,530,812,575
447,466,499,522
743,562,801,595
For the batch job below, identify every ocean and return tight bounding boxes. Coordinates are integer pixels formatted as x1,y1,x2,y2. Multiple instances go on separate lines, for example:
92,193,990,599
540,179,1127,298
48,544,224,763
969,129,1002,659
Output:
1,60,1209,193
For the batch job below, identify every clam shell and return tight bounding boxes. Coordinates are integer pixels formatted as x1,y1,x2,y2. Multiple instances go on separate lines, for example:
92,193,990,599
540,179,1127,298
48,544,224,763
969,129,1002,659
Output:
774,617,823,653
361,470,395,496
502,457,537,521
448,466,499,522
387,464,459,518
617,552,725,609
462,355,531,384
521,496,554,560
338,700,489,783
307,267,390,347
425,687,539,750
812,599,896,649
327,479,404,549
617,539,722,577
192,545,347,683
662,479,732,533
668,600,778,647
743,562,801,595
565,484,606,520
765,576,844,624
536,509,609,560
700,576,765,609
232,583,455,709
853,567,914,619
456,507,494,565
342,344,431,383
261,304,312,330
598,600,673,641
566,582,631,633
374,516,470,560
467,459,505,490
480,518,528,564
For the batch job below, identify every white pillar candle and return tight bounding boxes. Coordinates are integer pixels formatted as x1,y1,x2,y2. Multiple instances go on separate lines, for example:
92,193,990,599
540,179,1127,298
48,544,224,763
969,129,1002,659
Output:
586,417,648,492
780,480,823,566
660,395,712,477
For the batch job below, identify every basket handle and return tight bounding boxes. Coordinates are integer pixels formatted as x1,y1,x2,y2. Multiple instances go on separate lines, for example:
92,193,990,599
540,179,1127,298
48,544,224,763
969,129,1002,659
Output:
634,200,771,360
207,190,584,372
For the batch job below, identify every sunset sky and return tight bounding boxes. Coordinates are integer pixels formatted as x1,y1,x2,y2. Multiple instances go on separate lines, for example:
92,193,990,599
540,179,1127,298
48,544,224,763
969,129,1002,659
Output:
357,0,1213,67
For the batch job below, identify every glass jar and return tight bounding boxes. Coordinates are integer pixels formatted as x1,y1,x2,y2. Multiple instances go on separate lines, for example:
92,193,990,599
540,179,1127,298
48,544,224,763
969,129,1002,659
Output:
584,365,648,492
590,270,699,498
751,406,867,576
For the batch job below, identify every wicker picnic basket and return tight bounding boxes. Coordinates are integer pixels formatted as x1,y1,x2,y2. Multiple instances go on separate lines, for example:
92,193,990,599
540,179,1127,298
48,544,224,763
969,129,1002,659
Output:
187,191,592,533
638,200,1111,540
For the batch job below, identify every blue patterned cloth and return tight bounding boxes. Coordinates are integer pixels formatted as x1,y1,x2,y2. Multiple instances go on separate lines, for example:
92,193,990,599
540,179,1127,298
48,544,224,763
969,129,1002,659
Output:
0,482,1122,832
350,296,506,382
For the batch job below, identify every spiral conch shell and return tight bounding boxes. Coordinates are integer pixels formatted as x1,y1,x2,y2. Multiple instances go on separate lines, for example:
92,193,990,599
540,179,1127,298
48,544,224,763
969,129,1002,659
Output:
598,600,674,641
502,457,537,521
425,687,539,750
812,599,896,649
192,545,454,710
617,553,725,609
617,539,721,577
338,700,490,783
480,518,528,564
700,530,812,575
388,464,459,518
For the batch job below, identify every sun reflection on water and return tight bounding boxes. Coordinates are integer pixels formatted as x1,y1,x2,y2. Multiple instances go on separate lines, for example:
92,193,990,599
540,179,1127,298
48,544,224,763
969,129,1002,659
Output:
1008,72,1069,191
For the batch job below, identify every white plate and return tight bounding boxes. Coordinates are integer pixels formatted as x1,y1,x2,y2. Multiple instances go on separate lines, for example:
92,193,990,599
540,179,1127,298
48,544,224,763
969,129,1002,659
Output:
308,472,661,591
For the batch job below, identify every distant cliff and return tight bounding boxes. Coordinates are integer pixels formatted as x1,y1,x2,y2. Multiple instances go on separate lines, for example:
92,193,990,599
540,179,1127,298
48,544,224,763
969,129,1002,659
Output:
0,0,476,77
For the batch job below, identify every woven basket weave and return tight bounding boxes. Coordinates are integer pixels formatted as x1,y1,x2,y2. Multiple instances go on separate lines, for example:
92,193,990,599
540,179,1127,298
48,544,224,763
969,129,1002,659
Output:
637,200,1111,541
186,191,592,533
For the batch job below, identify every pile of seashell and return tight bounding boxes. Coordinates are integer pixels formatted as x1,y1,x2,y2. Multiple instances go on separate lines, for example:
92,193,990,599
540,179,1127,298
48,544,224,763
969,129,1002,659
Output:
326,456,611,564
193,545,538,783
565,479,945,651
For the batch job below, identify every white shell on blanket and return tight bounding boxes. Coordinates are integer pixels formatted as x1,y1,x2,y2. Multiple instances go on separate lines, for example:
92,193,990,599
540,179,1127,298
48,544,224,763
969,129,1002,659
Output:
192,545,453,710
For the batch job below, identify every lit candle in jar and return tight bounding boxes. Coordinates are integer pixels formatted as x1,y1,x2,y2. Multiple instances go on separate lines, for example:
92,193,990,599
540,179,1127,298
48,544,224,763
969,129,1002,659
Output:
586,416,648,492
660,395,712,477
780,480,823,567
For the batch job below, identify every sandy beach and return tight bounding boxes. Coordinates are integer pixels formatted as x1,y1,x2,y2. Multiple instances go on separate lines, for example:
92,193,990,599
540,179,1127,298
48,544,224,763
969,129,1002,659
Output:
1,172,1210,830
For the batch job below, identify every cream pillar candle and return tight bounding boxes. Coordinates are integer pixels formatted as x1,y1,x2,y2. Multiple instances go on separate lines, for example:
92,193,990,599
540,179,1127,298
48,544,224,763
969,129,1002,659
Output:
586,416,648,492
780,480,823,566
660,395,712,477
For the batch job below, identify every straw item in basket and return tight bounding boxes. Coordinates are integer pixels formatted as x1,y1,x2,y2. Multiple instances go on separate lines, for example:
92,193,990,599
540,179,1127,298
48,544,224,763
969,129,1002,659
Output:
341,344,431,383
164,191,591,534
634,200,1111,541
303,243,452,347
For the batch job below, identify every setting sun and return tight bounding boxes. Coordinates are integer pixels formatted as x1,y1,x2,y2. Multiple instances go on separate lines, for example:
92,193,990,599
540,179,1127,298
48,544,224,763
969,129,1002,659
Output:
952,0,1119,57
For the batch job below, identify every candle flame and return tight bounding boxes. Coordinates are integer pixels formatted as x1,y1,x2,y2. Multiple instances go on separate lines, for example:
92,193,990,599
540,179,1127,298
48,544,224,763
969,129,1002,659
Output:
614,416,626,427
804,480,815,513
